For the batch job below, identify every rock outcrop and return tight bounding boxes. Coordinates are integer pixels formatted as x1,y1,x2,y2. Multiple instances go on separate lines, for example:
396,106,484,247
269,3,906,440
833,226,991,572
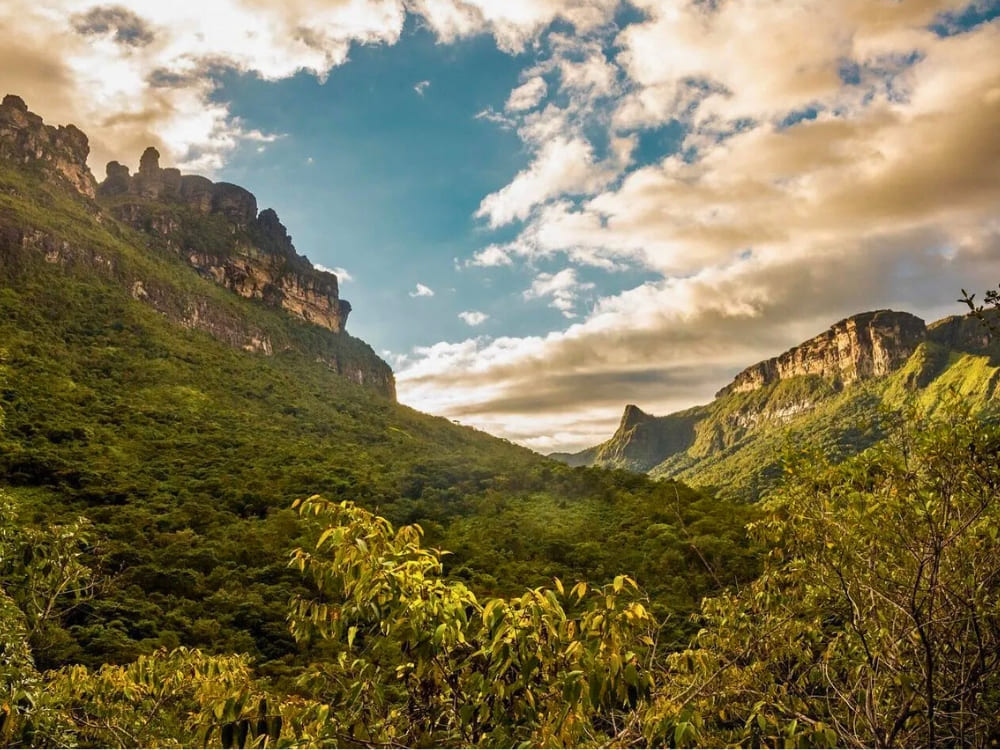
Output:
716,310,927,397
558,308,996,495
98,147,351,334
0,94,96,198
927,311,996,352
589,404,700,473
0,95,395,399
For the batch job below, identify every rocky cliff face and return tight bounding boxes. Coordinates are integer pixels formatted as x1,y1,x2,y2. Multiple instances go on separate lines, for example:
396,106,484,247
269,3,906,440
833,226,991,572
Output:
559,309,995,492
98,147,352,334
589,404,700,473
926,311,996,352
0,95,394,399
717,310,927,397
0,95,96,198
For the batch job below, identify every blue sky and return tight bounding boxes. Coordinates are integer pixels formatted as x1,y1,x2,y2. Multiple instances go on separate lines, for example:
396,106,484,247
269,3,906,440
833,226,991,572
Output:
3,0,999,450
212,20,661,354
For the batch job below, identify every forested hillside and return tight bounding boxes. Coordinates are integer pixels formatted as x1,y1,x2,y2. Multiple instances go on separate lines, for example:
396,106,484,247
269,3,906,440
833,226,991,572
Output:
562,311,999,500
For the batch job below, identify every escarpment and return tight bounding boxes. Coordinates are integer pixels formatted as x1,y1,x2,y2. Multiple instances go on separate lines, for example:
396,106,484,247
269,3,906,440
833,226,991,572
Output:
0,94,96,198
98,146,353,335
559,309,996,496
716,310,927,397
0,94,394,399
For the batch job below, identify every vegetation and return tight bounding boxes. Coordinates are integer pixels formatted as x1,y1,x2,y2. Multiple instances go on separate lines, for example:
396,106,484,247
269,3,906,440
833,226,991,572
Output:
2,147,999,747
0,159,755,680
2,405,998,747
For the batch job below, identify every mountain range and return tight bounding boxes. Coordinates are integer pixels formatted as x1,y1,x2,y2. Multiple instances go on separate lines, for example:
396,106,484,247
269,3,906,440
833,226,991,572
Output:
554,307,997,499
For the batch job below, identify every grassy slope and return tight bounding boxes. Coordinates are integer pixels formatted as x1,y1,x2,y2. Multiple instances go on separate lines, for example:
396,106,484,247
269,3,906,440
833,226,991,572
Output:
0,161,758,674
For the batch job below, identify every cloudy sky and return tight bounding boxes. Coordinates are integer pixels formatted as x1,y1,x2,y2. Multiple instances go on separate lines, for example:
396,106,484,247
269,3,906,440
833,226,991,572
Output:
3,0,999,452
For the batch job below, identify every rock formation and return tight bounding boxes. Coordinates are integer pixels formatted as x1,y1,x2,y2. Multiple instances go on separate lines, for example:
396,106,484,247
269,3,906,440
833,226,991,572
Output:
927,311,996,352
716,310,927,397
591,405,700,473
558,308,995,488
0,94,395,399
98,146,351,333
0,94,96,198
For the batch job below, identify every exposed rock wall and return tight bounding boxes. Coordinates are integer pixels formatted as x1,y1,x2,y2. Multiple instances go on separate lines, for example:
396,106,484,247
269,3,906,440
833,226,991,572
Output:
0,94,96,198
1,95,395,399
927,312,995,352
717,310,927,397
98,148,352,334
591,404,699,473
0,222,275,355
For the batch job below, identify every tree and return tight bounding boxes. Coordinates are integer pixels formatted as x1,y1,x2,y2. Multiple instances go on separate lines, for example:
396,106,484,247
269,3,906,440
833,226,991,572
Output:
648,404,1000,747
285,496,658,747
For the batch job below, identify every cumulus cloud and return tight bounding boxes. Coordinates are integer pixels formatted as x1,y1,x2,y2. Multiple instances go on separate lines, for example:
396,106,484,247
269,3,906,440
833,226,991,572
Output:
459,310,489,326
71,5,154,46
414,79,430,95
523,268,595,318
0,0,619,172
398,2,1000,451
476,136,619,227
410,283,435,298
506,76,547,111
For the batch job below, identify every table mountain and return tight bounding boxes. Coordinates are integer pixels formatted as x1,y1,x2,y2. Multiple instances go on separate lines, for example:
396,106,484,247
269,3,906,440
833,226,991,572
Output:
557,309,998,499
0,94,393,397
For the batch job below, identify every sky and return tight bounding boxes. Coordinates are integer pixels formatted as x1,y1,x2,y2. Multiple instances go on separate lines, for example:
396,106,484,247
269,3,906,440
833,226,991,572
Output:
2,0,999,452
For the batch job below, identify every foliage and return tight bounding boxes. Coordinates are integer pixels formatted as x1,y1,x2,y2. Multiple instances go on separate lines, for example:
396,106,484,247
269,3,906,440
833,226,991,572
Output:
285,496,657,747
960,285,1000,330
0,158,756,682
646,406,1000,748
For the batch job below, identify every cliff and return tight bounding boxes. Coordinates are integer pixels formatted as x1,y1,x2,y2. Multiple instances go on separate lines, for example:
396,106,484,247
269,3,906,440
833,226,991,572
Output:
587,405,701,473
0,94,96,198
0,94,394,399
559,309,996,498
717,310,927,397
98,146,352,334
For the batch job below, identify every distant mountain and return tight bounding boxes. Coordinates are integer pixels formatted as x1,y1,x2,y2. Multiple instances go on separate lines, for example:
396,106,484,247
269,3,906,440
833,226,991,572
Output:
556,309,998,499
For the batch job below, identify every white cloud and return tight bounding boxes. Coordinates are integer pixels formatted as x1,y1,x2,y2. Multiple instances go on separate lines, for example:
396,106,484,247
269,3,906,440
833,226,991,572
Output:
410,283,435,298
506,75,547,111
0,0,620,172
468,244,513,267
314,264,353,282
414,79,430,95
474,107,516,128
400,5,1000,450
523,268,595,318
458,310,489,326
476,136,617,227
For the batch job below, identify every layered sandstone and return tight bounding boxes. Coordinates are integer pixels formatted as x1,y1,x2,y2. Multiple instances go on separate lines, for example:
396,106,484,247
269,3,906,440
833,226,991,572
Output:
98,147,351,333
0,95,395,399
0,94,96,198
717,310,927,397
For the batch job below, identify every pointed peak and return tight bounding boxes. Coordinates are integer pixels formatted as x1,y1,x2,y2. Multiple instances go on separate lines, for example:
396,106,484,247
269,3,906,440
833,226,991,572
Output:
620,404,651,430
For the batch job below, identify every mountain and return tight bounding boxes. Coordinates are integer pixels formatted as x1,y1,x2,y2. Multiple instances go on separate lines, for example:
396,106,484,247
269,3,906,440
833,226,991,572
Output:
1,93,393,397
0,95,757,672
558,308,998,499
